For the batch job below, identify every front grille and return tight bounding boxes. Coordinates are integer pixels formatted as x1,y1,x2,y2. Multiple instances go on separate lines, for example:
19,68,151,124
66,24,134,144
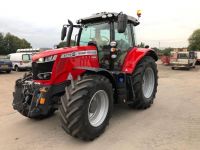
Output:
32,61,54,80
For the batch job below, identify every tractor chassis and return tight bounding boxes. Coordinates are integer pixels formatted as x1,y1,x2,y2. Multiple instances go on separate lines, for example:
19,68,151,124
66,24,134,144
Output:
12,70,136,117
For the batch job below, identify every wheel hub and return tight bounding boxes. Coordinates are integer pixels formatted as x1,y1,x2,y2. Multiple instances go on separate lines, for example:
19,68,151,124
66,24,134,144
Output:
142,67,155,99
88,90,109,127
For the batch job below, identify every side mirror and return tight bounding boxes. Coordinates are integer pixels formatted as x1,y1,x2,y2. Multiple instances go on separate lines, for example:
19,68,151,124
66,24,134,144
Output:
61,26,67,41
117,14,128,33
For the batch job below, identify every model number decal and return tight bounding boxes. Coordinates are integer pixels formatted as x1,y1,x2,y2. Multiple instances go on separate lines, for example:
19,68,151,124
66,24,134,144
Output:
61,50,97,58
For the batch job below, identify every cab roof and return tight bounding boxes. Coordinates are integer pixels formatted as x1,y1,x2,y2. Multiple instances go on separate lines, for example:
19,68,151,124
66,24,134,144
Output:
77,12,140,26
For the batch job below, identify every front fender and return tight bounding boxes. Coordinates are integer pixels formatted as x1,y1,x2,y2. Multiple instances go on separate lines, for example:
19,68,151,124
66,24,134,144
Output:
122,47,158,74
74,67,116,86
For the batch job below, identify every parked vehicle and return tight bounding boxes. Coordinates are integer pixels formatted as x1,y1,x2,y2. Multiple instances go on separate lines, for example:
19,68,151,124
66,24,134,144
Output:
170,51,196,70
8,53,32,71
160,55,170,65
16,48,51,53
0,56,12,73
196,51,200,64
16,48,40,53
13,12,158,141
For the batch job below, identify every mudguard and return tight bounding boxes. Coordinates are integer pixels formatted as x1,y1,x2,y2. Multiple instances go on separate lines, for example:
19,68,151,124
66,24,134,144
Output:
74,66,116,86
122,47,158,74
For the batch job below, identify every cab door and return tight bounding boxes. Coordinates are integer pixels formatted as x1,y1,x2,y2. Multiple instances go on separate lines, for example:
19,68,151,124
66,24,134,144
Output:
112,23,134,70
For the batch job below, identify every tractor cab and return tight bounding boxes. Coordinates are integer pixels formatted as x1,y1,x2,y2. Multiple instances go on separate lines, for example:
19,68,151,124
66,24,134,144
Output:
61,12,140,70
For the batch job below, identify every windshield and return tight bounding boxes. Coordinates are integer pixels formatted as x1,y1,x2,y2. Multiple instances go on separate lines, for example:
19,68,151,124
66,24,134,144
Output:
178,53,188,59
80,22,110,49
0,55,10,61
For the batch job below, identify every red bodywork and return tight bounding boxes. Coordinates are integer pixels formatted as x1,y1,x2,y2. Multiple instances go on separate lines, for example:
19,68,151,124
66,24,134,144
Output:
160,56,170,65
122,47,155,73
32,46,154,85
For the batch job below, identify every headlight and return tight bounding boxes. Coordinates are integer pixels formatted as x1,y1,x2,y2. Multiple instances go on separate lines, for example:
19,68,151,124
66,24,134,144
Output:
102,15,107,18
107,13,113,17
38,58,44,63
37,72,52,80
45,55,57,62
37,55,57,63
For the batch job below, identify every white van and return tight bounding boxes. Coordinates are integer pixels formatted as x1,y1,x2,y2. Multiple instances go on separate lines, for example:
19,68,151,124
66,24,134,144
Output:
170,51,196,70
8,53,32,71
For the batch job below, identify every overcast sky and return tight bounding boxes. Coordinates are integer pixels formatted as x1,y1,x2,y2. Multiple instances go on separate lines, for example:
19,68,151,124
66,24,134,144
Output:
0,0,200,48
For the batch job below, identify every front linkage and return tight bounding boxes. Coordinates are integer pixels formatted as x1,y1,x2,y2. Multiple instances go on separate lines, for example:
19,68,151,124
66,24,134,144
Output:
13,73,56,118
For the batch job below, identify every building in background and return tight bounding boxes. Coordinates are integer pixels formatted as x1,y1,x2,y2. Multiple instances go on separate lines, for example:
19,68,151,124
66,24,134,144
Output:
173,48,188,52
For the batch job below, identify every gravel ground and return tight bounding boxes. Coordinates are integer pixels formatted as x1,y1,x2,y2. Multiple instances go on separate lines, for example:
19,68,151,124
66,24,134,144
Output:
0,62,200,150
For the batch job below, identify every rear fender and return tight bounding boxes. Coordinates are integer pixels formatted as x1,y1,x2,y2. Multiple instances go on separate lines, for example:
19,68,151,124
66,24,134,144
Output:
122,47,158,74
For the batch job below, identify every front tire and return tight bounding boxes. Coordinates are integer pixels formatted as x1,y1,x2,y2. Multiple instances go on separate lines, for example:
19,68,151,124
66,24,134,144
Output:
6,70,11,73
59,75,113,141
129,56,158,109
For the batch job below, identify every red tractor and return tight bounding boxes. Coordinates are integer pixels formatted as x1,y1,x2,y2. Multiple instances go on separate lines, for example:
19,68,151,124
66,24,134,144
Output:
13,12,158,141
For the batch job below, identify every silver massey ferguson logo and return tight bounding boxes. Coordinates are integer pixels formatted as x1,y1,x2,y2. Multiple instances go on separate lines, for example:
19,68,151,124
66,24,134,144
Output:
61,50,97,58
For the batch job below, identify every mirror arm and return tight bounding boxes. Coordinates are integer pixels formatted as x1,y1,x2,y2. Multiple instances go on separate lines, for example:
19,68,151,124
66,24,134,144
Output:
66,20,73,47
76,27,82,46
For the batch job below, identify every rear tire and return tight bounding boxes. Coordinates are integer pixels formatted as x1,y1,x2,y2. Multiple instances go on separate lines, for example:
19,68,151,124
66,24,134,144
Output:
59,75,113,141
129,56,158,109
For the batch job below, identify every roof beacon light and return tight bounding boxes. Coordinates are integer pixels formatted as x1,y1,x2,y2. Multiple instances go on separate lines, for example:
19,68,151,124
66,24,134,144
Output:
137,10,142,18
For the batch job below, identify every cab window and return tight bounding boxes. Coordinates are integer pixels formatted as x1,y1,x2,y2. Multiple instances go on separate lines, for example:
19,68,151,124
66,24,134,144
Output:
178,53,188,59
114,23,133,51
80,22,110,50
6,55,10,60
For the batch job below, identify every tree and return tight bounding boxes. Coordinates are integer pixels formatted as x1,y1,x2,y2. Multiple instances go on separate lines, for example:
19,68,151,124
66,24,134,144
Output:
138,42,145,48
162,47,173,56
0,33,5,53
152,47,162,56
57,40,76,48
0,32,32,55
188,29,200,51
57,41,67,48
152,47,160,53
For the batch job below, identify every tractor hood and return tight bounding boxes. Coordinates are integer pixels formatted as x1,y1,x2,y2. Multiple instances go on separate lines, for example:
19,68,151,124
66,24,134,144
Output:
32,46,97,62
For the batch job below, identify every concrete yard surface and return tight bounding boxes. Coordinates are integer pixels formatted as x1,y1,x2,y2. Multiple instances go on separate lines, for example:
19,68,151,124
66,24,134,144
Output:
0,63,200,150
